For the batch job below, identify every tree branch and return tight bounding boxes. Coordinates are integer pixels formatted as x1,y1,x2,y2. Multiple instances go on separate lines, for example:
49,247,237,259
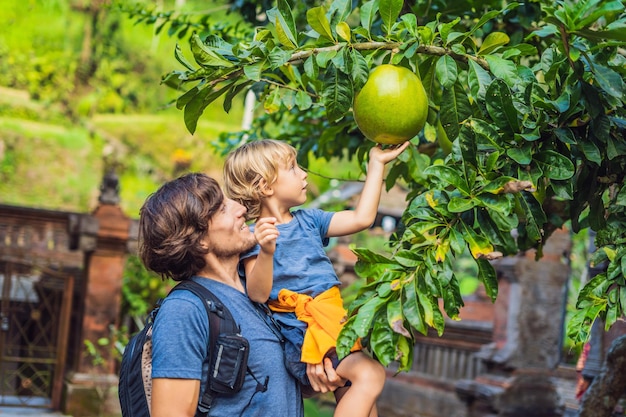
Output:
287,42,490,71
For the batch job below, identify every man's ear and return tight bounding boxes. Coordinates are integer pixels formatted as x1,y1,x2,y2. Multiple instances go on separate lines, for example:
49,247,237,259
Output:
259,179,274,197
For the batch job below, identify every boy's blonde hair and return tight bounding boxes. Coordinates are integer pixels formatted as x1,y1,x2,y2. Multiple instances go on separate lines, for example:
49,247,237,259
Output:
223,139,297,220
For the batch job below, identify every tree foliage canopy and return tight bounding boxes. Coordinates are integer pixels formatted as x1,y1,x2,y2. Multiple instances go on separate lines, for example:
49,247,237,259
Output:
139,0,626,371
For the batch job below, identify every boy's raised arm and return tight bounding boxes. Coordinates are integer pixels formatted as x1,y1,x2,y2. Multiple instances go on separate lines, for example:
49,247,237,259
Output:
328,142,409,237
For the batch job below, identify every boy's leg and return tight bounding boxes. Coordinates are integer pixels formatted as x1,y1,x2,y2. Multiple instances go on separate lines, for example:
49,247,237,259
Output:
332,351,385,417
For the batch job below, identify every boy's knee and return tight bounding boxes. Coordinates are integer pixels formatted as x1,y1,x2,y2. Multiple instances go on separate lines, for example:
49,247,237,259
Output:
356,359,386,390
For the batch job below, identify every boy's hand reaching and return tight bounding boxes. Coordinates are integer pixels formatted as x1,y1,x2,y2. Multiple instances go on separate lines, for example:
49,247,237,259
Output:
368,141,410,166
254,217,279,255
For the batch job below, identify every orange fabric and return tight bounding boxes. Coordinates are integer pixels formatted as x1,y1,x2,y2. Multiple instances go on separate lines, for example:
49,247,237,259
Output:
268,286,361,363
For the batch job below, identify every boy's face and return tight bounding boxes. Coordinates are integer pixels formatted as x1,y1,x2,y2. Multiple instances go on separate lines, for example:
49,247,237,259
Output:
269,157,308,208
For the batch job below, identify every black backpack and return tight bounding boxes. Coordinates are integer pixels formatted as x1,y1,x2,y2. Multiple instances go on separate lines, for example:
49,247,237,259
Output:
118,279,254,416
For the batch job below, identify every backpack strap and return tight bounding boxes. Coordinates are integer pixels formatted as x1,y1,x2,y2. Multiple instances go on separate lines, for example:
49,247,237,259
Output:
169,280,239,416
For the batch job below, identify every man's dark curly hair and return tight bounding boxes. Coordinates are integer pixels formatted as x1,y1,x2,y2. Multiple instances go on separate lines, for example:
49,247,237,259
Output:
138,173,223,281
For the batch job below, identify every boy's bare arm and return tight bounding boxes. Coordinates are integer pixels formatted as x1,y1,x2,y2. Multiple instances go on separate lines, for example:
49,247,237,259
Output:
328,142,409,237
245,217,279,303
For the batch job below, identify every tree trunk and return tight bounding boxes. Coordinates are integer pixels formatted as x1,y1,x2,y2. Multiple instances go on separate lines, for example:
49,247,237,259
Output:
577,334,626,417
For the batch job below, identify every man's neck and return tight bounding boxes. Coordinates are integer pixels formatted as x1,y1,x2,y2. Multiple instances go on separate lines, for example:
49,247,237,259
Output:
197,256,245,292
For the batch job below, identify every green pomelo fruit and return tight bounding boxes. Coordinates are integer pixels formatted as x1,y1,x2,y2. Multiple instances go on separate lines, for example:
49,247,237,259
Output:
353,64,429,145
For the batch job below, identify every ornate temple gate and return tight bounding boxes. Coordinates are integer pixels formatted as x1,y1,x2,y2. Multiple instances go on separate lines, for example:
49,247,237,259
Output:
0,258,74,409
0,204,86,410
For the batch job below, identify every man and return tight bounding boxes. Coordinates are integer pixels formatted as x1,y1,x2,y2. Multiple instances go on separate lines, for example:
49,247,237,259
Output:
138,173,343,417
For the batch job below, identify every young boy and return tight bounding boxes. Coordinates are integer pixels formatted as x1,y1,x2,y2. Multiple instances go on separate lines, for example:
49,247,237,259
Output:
223,139,409,417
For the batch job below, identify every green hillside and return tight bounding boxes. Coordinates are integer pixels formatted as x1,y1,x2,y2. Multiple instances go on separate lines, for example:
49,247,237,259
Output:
0,0,245,217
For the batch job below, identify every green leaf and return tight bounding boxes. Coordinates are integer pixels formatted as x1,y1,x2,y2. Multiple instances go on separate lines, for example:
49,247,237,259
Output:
458,123,478,169
337,316,360,358
439,17,461,44
379,0,403,35
349,49,369,90
477,209,518,255
370,316,396,366
176,84,203,110
478,32,510,56
395,335,413,371
440,82,472,141
275,0,298,48
190,33,234,68
417,288,444,335
476,258,498,302
486,79,520,133
403,278,427,335
400,13,418,37
449,227,466,255
516,192,547,243
353,247,394,264
460,220,495,259
387,299,411,337
534,150,575,180
424,165,471,195
306,6,335,42
607,135,626,160
316,49,338,68
577,0,624,30
274,18,297,49
436,55,458,89
353,296,386,337
415,287,434,328
489,208,519,231
616,186,626,206
359,0,379,34
295,90,313,110
243,61,264,81
484,55,518,88
184,82,232,134
304,56,319,80
554,127,577,145
576,26,626,42
476,193,514,213
329,0,352,23
469,118,504,151
442,277,463,320
395,249,423,267
577,139,602,165
507,143,532,165
448,197,478,213
468,60,493,102
174,43,195,71
464,9,505,40
223,80,252,113
322,65,353,122
591,64,623,99
480,176,518,194
577,272,611,308
336,22,351,42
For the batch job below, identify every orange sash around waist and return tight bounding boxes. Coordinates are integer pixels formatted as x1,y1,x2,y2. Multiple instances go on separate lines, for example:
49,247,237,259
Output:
268,286,361,363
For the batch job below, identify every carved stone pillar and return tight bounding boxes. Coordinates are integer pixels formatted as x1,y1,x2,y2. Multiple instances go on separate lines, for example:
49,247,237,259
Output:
456,228,572,417
64,171,131,416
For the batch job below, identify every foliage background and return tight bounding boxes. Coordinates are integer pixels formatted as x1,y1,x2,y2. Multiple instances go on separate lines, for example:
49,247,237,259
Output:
2,3,622,415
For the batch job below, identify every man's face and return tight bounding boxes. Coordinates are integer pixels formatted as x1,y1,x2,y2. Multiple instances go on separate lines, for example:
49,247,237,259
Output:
206,198,256,258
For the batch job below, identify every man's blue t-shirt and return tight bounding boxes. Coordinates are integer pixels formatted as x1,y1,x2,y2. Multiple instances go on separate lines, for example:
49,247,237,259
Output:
151,277,303,417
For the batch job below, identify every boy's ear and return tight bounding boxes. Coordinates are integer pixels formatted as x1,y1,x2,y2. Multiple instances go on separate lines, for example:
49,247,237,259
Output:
259,179,274,196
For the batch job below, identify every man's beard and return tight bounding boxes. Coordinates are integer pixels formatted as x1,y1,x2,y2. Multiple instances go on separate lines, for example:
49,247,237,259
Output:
210,235,257,259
